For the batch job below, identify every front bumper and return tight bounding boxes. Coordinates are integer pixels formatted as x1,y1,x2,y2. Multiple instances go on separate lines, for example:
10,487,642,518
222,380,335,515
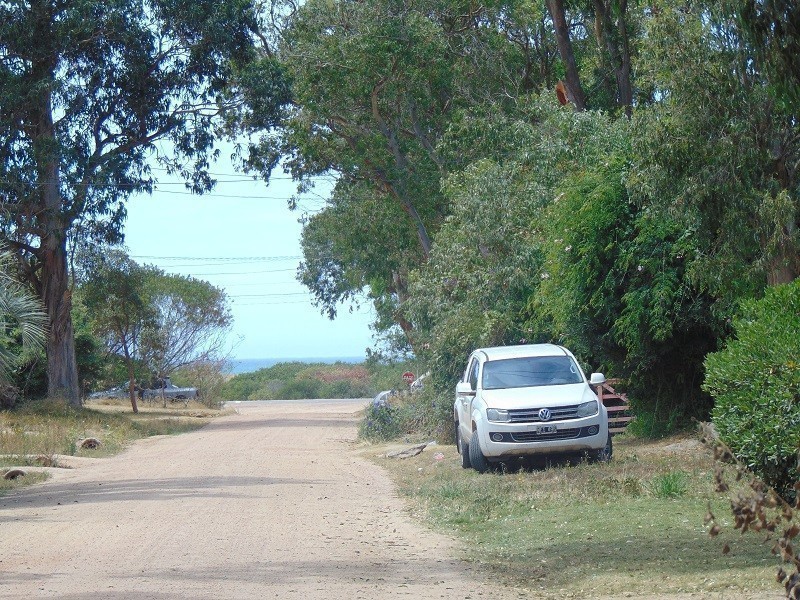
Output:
476,416,608,458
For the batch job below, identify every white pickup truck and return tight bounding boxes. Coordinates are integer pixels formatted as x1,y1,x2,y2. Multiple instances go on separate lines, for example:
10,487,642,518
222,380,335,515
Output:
143,377,198,406
454,343,611,472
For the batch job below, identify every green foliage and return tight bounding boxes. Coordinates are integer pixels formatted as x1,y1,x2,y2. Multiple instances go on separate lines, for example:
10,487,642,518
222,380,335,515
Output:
0,0,266,402
408,97,720,430
705,279,800,496
219,362,373,401
139,265,232,377
0,247,47,406
0,249,47,376
363,357,422,393
358,402,401,442
394,386,454,443
648,471,689,499
78,249,232,396
631,0,799,299
172,360,229,408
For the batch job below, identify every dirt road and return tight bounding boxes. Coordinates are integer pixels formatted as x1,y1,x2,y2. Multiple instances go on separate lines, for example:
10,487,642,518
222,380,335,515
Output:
0,399,526,600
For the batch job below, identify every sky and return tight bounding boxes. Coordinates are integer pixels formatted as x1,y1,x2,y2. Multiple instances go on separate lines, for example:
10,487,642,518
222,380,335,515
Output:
121,158,375,361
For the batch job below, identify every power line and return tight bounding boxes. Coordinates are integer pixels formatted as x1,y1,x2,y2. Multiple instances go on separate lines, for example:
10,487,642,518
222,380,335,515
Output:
130,255,300,262
159,267,299,276
228,292,310,298
232,300,314,306
219,281,300,288
148,166,337,182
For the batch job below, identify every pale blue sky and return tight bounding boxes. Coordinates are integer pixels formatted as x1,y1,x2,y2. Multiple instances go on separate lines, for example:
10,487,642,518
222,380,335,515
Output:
121,160,375,360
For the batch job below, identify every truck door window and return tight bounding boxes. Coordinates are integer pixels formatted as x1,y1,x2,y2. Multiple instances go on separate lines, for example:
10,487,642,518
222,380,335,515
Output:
468,359,479,390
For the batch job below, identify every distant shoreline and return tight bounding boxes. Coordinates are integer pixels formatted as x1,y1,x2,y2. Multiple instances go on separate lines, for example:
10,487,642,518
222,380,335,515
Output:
228,356,365,375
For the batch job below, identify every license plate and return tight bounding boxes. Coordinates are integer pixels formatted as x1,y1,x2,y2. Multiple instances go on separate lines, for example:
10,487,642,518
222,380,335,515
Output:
537,425,557,434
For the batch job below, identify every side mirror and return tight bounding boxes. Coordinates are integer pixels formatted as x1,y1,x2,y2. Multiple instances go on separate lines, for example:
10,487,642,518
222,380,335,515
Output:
456,381,476,396
589,373,606,386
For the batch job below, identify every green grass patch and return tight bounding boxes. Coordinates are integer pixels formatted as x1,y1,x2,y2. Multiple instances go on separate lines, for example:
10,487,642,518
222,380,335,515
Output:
648,470,689,499
371,434,779,598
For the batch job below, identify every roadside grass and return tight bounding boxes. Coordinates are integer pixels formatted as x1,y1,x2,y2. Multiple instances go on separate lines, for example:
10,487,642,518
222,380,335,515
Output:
0,398,226,492
371,434,779,598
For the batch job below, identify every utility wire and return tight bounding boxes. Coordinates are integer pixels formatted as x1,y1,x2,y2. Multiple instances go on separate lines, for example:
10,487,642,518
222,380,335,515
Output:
158,267,299,276
130,254,299,262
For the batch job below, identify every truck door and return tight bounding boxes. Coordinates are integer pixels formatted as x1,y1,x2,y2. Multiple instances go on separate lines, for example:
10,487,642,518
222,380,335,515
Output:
457,357,480,429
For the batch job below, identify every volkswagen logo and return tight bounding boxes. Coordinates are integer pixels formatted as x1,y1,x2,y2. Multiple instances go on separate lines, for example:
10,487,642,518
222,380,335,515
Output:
538,408,552,421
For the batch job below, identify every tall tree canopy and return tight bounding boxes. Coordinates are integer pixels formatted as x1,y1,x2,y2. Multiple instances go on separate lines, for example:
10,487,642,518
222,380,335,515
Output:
237,0,569,344
237,0,796,429
139,267,232,382
0,0,261,405
79,250,231,412
79,249,152,412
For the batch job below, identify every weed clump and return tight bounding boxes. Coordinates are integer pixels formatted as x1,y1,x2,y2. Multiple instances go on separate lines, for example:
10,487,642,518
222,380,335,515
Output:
358,402,400,441
649,471,689,498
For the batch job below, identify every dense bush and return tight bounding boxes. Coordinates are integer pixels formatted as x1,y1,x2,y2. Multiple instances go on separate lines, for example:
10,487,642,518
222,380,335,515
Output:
357,386,453,443
705,279,800,496
358,402,401,441
220,361,374,401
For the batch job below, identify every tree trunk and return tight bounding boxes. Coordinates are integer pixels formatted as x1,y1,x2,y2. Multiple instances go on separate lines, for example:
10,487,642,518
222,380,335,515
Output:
546,0,587,111
616,0,633,118
38,78,81,407
123,346,139,414
766,217,799,285
41,228,81,406
390,270,416,352
592,0,633,117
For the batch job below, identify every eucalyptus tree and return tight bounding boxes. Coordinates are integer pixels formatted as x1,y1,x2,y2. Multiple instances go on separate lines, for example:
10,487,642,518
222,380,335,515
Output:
79,250,152,413
631,0,799,304
238,0,562,346
79,252,231,412
0,0,261,405
139,267,232,385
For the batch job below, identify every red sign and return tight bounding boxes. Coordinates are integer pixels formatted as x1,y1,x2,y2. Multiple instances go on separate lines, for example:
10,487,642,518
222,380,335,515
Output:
402,371,415,384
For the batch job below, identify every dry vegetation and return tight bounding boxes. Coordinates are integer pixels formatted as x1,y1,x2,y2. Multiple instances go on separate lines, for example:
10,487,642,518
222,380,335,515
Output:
369,433,782,599
0,398,227,493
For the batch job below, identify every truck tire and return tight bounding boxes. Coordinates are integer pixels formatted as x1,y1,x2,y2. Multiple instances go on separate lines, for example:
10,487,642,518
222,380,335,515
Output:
457,426,471,469
591,433,613,463
469,430,491,473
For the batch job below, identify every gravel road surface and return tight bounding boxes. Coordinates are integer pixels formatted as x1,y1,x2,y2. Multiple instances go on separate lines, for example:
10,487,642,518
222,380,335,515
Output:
0,399,525,600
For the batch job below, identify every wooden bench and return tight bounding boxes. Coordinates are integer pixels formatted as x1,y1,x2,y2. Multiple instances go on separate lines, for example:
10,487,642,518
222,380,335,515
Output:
595,379,633,435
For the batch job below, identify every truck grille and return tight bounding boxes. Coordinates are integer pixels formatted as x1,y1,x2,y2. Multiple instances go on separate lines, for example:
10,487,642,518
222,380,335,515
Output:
508,405,580,423
509,428,581,442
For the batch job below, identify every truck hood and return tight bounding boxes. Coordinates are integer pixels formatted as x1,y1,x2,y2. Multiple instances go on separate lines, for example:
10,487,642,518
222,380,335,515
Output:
480,383,595,409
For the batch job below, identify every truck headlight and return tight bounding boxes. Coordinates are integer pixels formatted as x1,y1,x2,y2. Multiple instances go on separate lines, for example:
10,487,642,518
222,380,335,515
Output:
576,400,599,418
486,408,510,422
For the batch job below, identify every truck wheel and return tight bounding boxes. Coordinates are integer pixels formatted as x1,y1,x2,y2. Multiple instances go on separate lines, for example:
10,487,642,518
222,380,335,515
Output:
469,430,491,474
457,426,471,469
591,433,613,463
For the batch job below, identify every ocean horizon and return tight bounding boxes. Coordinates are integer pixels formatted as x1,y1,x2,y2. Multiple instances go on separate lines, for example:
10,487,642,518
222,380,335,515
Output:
228,356,365,375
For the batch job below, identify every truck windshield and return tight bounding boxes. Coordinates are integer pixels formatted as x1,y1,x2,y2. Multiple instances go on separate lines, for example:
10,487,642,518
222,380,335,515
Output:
482,356,582,390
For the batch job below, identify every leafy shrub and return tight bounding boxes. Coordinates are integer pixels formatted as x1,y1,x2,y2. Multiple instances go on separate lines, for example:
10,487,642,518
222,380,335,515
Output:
394,386,454,443
275,378,323,400
705,279,800,496
358,402,400,441
220,361,376,401
173,360,227,408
